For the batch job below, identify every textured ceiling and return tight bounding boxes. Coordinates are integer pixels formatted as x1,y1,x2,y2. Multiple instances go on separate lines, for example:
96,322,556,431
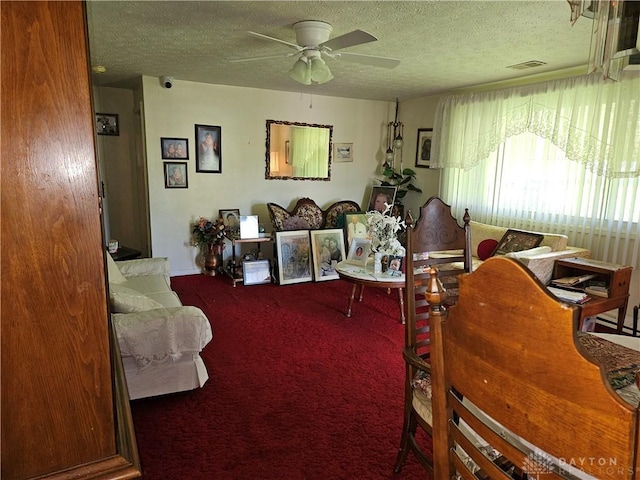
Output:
86,0,594,101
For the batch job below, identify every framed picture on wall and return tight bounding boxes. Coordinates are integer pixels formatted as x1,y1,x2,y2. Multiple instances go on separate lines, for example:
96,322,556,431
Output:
96,113,119,136
163,162,188,188
333,143,354,163
195,124,222,173
161,137,189,159
415,128,433,168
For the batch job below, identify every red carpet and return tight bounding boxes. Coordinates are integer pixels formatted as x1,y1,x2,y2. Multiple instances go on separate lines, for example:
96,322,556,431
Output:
130,273,431,479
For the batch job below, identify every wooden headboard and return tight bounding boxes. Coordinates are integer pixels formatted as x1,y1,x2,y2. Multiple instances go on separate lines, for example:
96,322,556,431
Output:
429,256,640,479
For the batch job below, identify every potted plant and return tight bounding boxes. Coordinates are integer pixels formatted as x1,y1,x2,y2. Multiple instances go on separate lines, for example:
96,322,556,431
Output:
379,166,423,204
192,216,227,275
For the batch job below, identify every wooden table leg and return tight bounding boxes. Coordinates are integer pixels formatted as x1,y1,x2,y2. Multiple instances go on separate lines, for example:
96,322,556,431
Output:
616,304,629,333
345,284,357,317
358,285,364,301
397,288,405,324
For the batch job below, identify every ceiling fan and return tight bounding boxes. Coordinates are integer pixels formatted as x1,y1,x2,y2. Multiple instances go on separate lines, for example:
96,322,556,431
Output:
229,20,401,85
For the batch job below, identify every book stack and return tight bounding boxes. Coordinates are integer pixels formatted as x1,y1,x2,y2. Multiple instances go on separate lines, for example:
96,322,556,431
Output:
550,273,610,302
548,286,590,304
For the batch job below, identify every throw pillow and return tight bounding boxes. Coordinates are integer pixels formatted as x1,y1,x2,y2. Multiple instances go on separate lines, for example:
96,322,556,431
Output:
109,283,164,313
106,253,128,284
477,239,499,260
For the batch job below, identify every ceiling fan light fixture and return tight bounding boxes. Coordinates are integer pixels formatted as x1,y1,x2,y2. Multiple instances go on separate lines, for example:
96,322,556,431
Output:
310,56,333,84
289,57,311,85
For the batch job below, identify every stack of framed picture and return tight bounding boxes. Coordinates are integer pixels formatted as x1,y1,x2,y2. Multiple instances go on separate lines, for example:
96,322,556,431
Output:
274,210,377,285
274,229,346,285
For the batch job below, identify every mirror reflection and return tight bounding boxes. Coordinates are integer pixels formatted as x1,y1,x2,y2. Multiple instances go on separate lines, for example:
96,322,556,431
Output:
266,120,332,181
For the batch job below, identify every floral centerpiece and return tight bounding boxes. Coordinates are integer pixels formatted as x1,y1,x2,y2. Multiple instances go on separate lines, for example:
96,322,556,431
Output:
366,203,406,256
192,216,226,246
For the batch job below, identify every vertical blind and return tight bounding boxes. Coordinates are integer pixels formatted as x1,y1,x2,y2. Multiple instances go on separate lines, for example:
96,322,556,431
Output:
432,73,640,268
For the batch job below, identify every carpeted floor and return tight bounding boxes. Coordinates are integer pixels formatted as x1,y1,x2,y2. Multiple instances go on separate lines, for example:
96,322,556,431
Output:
130,273,431,479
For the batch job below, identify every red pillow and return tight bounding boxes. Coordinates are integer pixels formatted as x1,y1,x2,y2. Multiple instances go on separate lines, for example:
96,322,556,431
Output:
477,239,499,261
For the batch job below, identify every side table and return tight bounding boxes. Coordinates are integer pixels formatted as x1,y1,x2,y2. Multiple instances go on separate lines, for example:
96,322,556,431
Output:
224,235,272,287
553,257,632,333
335,261,405,324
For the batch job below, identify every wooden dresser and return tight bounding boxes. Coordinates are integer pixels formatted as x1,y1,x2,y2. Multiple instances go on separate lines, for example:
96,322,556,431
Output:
1,2,141,478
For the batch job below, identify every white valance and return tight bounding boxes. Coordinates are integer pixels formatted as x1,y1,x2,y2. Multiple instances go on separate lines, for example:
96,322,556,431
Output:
431,73,640,178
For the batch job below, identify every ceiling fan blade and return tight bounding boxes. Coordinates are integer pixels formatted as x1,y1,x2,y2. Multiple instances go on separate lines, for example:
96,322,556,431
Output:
330,51,401,69
320,30,377,51
247,31,301,51
229,52,300,63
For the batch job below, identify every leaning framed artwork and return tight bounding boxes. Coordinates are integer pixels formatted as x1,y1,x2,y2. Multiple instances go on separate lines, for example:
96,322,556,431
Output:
343,211,368,250
163,162,188,188
415,128,433,168
161,137,189,159
275,230,313,285
242,259,271,285
367,186,397,213
95,113,119,136
492,229,544,256
310,229,346,281
195,124,222,173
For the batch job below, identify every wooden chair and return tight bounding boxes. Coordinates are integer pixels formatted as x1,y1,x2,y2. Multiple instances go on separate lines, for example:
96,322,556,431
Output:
428,256,640,479
394,196,472,474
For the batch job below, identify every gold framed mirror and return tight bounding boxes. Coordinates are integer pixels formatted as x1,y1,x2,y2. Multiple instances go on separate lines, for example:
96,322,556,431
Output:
266,119,333,181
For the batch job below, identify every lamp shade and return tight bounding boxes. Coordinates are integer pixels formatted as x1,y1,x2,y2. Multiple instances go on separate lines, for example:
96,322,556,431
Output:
289,57,311,85
310,57,333,84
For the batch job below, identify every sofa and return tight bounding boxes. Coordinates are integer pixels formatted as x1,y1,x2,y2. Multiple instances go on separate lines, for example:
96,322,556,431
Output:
469,221,591,285
267,197,361,231
106,254,213,400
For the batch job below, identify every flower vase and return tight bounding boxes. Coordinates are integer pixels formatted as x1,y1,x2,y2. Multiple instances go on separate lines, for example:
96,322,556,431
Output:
203,243,224,276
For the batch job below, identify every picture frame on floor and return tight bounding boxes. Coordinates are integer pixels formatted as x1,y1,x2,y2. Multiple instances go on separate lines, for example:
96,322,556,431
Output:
242,259,271,285
275,230,313,285
310,229,346,281
367,185,397,213
343,211,368,250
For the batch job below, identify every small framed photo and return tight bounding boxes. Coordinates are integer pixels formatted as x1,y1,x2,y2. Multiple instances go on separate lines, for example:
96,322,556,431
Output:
492,229,544,256
310,229,346,281
239,215,259,239
161,137,189,159
275,230,313,285
346,237,371,267
415,128,433,168
242,259,271,285
343,212,368,250
386,255,403,277
163,162,188,188
333,142,353,163
219,209,240,227
195,124,222,173
367,186,397,213
96,113,119,136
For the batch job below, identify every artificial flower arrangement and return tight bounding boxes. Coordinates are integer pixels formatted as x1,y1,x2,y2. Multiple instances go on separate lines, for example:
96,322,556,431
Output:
366,203,406,256
192,216,226,246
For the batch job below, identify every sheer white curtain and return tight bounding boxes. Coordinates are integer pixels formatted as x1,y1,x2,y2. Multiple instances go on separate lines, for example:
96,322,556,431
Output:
433,73,640,267
290,126,330,177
